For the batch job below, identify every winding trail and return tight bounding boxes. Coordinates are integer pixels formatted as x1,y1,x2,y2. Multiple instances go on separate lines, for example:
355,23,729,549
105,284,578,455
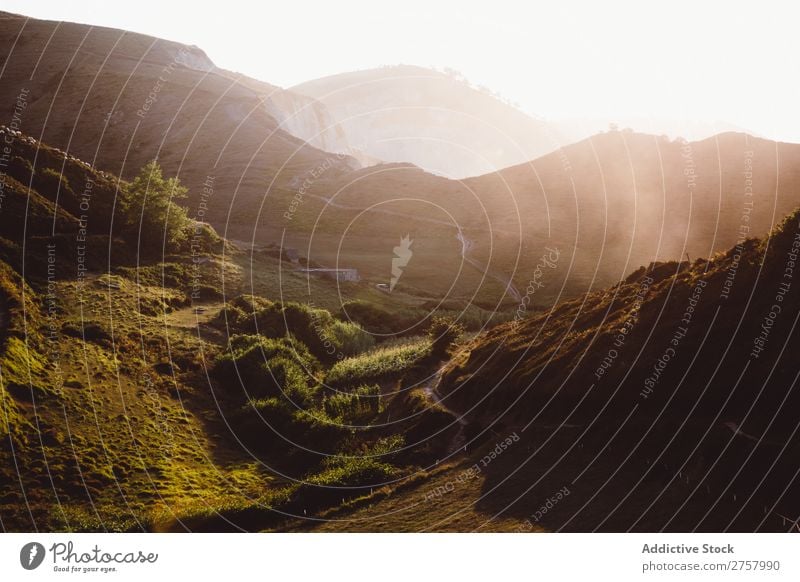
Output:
421,368,468,453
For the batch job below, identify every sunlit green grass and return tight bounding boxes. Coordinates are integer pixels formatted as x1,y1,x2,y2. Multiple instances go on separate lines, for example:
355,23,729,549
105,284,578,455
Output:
326,338,431,386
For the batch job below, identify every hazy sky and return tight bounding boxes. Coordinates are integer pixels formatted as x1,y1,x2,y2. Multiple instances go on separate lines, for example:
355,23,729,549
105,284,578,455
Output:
4,0,799,142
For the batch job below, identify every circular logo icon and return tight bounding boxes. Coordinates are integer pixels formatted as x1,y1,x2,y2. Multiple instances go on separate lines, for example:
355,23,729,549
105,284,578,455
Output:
20,542,46,570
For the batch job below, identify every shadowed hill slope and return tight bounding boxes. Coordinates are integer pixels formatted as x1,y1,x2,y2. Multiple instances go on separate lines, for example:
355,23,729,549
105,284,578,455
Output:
439,207,800,431
0,11,356,237
294,207,800,532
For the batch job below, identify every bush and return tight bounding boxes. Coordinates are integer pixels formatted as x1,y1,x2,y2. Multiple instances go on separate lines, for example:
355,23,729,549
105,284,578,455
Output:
326,339,431,387
214,334,321,400
284,436,404,511
323,384,382,424
340,300,418,335
309,437,403,484
176,221,225,255
278,303,374,362
217,297,374,363
306,455,396,488
340,299,501,335
233,397,348,468
328,318,376,357
427,316,465,357
216,295,275,327
267,356,316,404
242,397,339,440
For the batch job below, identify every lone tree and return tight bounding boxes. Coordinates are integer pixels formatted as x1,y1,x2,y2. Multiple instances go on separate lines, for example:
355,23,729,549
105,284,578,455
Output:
121,160,191,254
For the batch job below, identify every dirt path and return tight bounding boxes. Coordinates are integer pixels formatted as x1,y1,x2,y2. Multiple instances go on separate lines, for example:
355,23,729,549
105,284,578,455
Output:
421,368,468,453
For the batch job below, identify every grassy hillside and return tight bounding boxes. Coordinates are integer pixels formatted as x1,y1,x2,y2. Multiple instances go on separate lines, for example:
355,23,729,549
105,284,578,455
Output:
0,127,476,531
0,121,798,531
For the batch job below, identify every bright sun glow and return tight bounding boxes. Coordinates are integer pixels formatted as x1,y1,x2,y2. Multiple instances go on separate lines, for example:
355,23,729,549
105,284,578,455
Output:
4,0,798,141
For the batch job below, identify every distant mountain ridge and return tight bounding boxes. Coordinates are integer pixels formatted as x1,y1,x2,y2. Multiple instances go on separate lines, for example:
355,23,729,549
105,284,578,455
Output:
289,128,800,308
291,65,757,178
292,65,569,178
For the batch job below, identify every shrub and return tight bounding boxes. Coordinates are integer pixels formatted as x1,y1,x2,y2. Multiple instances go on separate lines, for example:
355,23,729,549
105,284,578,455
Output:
176,221,225,255
285,436,404,511
305,455,396,488
214,295,274,328
323,384,382,424
325,339,431,387
340,300,418,335
217,297,374,363
328,318,375,357
279,303,374,362
242,397,338,440
214,334,321,400
340,300,500,335
233,397,348,468
308,436,403,485
427,316,465,357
